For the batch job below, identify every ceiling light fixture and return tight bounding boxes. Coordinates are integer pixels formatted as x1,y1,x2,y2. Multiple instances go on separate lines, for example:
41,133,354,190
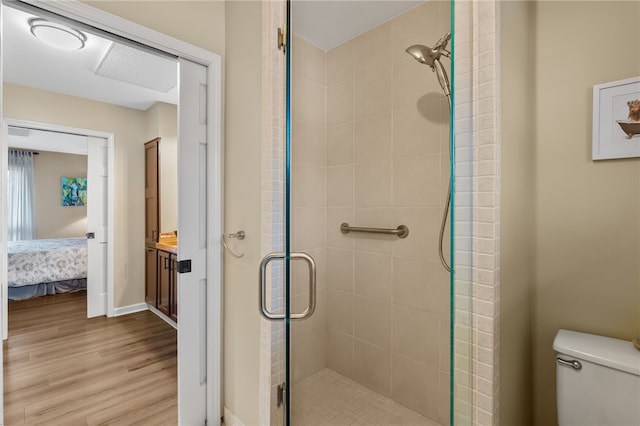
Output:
29,18,86,50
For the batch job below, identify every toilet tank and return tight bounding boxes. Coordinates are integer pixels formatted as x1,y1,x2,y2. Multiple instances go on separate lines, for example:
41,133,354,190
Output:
553,329,640,426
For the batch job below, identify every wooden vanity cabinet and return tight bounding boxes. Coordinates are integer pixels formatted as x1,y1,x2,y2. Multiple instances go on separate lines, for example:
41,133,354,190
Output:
157,249,178,321
157,250,171,317
144,136,178,323
145,246,158,306
145,138,160,246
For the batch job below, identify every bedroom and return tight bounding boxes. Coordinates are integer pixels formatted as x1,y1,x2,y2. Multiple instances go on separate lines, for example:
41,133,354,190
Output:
6,140,90,303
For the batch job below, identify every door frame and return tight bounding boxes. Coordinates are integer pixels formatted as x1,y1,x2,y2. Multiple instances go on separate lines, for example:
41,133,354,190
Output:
1,119,115,332
0,0,223,424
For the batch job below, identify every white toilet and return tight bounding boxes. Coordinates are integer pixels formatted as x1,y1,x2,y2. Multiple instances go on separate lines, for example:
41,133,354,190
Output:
553,329,640,425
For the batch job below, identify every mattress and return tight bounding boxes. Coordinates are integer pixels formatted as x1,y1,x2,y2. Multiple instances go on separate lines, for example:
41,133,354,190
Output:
7,238,88,287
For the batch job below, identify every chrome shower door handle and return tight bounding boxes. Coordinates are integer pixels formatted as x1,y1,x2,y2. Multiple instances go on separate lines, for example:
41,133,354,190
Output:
258,252,317,321
259,253,286,320
290,252,316,321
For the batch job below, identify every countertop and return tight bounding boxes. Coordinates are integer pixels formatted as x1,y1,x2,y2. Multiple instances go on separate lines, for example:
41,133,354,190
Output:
156,233,177,254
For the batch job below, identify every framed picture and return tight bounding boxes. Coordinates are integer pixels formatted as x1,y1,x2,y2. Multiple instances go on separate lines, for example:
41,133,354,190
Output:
61,177,87,206
592,76,640,160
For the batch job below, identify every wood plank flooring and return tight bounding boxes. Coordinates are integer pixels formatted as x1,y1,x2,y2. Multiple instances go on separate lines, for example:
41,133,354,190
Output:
4,292,177,425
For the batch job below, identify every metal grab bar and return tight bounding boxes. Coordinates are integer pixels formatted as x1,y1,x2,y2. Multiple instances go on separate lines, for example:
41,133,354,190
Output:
340,222,409,239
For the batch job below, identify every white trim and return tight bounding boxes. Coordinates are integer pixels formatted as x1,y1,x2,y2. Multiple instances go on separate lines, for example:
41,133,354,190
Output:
1,119,116,334
0,12,5,415
223,407,246,426
0,1,223,424
205,47,224,426
145,303,178,330
112,302,148,317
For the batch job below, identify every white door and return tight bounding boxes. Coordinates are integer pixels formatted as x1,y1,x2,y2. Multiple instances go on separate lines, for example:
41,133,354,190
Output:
177,57,208,425
86,136,108,318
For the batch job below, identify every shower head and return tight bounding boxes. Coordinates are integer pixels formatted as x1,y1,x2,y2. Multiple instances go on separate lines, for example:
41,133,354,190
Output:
405,32,451,67
405,44,437,67
405,32,452,98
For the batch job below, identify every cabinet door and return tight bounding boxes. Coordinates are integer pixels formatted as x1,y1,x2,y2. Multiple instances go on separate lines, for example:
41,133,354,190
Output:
145,138,160,245
157,250,171,317
170,253,178,322
145,247,157,306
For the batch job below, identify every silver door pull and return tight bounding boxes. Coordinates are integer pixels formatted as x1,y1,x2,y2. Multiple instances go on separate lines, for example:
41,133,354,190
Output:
258,252,317,321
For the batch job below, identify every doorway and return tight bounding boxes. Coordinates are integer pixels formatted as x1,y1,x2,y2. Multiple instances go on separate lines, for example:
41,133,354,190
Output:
0,1,222,424
3,121,114,331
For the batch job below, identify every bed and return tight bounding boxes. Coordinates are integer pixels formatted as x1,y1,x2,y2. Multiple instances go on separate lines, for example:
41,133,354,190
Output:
7,238,88,301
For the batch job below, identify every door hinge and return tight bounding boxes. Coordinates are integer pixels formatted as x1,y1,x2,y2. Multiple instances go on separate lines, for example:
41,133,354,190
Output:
277,382,285,407
177,259,191,274
277,27,286,52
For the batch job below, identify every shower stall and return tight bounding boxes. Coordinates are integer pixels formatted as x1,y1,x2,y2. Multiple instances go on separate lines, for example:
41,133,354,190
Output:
258,1,474,425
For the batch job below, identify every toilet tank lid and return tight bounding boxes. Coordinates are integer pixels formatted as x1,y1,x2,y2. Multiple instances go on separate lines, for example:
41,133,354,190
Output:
553,329,640,376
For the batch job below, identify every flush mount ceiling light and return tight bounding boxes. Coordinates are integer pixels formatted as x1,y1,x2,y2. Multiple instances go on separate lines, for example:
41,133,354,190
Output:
29,18,86,50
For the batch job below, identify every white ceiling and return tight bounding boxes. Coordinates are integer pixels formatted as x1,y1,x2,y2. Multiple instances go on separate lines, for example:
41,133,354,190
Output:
293,1,424,50
3,5,178,112
3,1,426,115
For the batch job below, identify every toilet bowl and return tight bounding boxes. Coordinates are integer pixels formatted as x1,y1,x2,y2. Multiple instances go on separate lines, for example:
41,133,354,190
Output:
553,329,640,425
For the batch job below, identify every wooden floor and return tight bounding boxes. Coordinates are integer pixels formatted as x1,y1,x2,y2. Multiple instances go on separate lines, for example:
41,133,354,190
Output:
4,292,177,425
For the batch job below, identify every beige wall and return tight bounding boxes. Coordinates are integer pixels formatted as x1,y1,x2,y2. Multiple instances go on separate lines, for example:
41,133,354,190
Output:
33,151,88,239
224,2,262,425
500,1,535,424
533,1,640,424
146,102,178,234
499,2,640,424
84,1,226,58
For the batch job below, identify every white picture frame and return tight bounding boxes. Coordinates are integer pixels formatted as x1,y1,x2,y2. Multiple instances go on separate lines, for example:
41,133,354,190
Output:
592,76,640,160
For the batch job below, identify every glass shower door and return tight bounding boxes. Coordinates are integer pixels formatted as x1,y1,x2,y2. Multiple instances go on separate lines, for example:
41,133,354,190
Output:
285,1,458,425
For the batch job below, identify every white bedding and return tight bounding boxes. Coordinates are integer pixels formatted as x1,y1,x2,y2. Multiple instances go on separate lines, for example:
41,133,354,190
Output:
7,238,88,287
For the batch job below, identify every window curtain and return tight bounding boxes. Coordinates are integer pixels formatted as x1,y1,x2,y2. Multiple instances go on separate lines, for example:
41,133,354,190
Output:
8,149,36,241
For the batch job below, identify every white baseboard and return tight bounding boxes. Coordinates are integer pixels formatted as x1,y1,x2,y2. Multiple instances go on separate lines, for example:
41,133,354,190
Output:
223,407,245,426
112,302,148,317
146,303,177,330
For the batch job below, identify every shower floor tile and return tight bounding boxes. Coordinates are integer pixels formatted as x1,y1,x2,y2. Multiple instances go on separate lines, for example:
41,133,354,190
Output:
291,368,440,426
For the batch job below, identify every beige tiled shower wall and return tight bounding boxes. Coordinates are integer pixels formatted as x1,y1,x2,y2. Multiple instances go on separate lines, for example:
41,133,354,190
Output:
291,2,452,424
